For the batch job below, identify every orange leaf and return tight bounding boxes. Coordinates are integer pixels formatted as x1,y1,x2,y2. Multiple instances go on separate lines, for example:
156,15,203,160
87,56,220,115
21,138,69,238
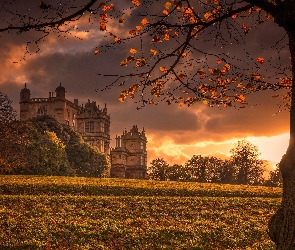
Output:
114,37,121,43
272,94,279,98
141,18,150,25
130,48,138,54
150,49,157,56
129,30,137,36
94,49,100,55
231,14,238,18
100,13,108,21
135,58,147,67
256,57,264,64
100,22,107,31
136,26,142,31
102,4,114,11
216,59,222,65
119,17,124,23
120,59,128,66
132,0,141,7
165,2,172,9
163,9,169,15
160,66,168,73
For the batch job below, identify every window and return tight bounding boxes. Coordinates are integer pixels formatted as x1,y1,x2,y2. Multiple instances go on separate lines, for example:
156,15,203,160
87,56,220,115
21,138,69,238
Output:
100,122,105,132
85,122,94,133
37,107,47,116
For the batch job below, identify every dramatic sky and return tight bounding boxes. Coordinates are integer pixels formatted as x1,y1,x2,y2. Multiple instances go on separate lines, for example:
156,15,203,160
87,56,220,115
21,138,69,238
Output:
0,0,291,170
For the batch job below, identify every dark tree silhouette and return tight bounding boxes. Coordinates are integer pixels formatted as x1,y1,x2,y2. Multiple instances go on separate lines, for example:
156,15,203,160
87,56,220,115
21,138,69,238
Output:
1,0,295,248
230,140,266,185
0,92,17,124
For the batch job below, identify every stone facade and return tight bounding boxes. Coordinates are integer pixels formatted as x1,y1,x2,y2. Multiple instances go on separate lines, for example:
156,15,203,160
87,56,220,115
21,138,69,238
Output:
110,125,147,179
19,84,110,154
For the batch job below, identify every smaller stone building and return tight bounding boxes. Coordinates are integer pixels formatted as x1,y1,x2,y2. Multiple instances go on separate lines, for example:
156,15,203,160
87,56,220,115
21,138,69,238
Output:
110,125,147,179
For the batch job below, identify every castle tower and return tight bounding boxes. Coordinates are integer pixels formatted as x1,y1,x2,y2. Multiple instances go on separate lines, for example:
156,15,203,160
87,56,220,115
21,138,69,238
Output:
75,100,111,154
19,84,31,120
110,125,147,179
20,83,31,103
55,83,66,100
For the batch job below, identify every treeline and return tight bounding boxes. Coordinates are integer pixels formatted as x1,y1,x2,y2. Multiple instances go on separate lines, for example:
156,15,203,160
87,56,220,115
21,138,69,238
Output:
148,140,282,187
0,115,110,177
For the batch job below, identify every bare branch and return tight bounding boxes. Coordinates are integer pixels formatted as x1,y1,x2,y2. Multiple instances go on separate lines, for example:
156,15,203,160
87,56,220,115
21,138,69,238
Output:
0,0,98,33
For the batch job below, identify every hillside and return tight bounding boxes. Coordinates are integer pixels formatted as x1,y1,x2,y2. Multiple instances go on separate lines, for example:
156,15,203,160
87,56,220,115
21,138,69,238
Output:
0,175,281,249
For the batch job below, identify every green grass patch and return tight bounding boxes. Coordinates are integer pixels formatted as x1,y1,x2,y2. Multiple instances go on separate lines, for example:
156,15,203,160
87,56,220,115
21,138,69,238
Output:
0,175,281,249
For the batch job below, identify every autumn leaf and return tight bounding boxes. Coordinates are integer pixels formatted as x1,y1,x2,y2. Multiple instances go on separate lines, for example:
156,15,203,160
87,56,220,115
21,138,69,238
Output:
119,90,128,102
235,94,246,103
203,100,208,105
129,30,137,36
163,9,169,15
135,58,147,67
231,14,238,18
100,22,107,31
120,59,128,66
160,66,168,73
132,0,141,7
204,12,212,20
119,17,124,23
141,18,150,25
256,57,265,64
164,34,170,41
100,13,107,21
179,102,185,107
150,49,157,56
216,59,222,65
114,37,121,43
136,26,142,31
94,49,100,55
272,94,279,98
165,2,172,9
223,63,231,71
102,4,114,11
126,56,135,62
130,48,138,54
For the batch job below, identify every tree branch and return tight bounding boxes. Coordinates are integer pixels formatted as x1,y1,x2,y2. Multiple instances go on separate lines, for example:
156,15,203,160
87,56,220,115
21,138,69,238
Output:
245,0,278,17
0,0,98,33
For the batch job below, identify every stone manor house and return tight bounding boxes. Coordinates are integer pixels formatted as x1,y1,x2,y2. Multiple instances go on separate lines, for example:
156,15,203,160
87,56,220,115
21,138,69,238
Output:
19,84,147,179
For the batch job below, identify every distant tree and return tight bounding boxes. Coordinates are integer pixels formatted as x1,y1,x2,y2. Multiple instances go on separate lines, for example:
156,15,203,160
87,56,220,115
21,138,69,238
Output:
185,155,223,183
166,164,190,181
217,160,236,184
230,140,267,185
0,92,17,124
265,164,283,188
32,131,75,176
31,115,110,177
148,158,170,181
0,121,75,176
0,121,39,174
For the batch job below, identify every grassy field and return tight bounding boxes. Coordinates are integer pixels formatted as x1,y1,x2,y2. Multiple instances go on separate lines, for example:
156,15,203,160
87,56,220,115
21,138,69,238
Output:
0,176,281,249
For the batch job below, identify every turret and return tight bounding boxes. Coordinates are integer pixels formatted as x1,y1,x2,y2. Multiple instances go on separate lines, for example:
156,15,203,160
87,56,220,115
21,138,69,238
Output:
20,83,31,103
55,83,66,100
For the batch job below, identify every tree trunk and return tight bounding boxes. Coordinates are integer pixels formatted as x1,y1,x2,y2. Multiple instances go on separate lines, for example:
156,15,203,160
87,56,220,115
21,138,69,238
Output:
269,3,295,247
